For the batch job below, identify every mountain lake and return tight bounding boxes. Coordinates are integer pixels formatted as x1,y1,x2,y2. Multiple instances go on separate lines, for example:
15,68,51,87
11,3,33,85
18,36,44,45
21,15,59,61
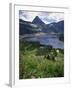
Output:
21,33,64,49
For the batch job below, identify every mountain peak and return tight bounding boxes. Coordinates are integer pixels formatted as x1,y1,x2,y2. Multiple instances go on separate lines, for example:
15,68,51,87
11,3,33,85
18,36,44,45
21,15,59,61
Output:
32,16,45,25
33,16,40,20
35,16,39,18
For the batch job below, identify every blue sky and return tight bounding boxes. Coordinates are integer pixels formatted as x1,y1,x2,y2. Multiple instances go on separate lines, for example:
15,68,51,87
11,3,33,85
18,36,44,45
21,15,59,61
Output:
19,10,64,24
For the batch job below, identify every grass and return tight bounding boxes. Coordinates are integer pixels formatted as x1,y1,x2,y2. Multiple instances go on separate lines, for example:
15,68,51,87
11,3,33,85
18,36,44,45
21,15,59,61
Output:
19,40,64,79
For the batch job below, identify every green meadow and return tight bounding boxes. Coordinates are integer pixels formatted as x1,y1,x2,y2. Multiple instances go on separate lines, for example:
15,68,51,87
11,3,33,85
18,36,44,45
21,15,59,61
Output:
19,40,64,79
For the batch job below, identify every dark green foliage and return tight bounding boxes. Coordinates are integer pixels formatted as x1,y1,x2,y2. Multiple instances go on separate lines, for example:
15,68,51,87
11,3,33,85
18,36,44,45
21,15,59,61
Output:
36,45,53,56
44,48,57,61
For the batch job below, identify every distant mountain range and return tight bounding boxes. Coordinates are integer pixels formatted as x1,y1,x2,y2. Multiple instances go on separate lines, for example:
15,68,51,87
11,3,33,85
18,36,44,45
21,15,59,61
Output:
19,16,64,35
43,20,64,33
19,19,41,35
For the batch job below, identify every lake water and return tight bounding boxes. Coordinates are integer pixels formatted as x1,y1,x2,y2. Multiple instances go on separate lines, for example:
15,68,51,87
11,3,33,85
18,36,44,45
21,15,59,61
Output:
24,34,64,49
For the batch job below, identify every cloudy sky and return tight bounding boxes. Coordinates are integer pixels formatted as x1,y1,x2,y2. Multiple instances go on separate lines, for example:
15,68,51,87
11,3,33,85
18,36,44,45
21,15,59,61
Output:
19,10,64,24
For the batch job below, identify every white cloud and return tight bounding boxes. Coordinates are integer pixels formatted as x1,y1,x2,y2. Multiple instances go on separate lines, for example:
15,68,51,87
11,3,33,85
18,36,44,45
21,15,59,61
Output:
19,10,64,24
19,11,40,21
39,12,64,24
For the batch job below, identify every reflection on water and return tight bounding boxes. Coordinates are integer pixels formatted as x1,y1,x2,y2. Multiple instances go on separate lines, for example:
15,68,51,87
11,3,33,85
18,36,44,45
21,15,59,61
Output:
23,34,64,49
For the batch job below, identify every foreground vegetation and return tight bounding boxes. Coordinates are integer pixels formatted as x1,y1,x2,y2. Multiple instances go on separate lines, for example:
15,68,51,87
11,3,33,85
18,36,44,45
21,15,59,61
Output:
19,40,64,79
